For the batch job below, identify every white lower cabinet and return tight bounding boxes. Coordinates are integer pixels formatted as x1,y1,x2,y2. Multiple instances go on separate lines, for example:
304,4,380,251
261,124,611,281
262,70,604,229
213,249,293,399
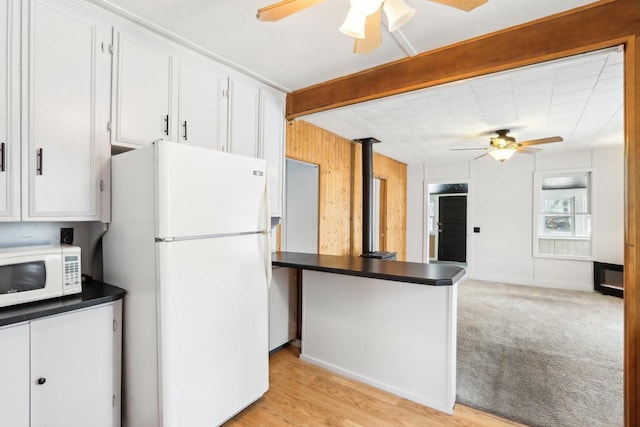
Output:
269,267,297,351
0,323,29,427
0,301,122,427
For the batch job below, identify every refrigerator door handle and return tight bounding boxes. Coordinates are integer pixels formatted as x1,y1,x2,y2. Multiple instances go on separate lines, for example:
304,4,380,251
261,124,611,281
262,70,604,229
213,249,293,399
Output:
265,233,272,290
264,172,272,289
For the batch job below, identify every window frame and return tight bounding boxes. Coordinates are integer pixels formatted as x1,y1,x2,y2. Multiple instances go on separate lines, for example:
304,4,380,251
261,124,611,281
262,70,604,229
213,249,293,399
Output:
532,168,595,260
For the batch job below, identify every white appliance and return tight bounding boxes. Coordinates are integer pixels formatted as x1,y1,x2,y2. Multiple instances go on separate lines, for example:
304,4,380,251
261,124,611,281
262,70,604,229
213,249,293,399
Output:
103,141,271,427
0,245,82,307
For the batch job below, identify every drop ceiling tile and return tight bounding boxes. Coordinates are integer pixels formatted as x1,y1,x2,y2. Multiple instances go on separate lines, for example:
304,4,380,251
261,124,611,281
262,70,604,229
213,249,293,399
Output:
605,50,624,65
439,94,479,109
476,92,514,108
509,65,556,84
515,93,552,108
549,100,587,114
303,47,622,164
554,59,606,82
513,78,554,97
593,77,623,92
406,95,444,111
551,90,591,105
553,75,599,94
431,83,474,99
599,63,624,80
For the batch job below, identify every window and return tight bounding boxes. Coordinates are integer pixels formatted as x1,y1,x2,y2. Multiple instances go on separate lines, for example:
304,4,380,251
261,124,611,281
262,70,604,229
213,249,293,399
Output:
534,170,592,258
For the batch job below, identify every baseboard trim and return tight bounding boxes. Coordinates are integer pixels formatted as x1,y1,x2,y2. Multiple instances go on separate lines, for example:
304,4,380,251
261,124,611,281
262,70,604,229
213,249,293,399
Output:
299,353,454,415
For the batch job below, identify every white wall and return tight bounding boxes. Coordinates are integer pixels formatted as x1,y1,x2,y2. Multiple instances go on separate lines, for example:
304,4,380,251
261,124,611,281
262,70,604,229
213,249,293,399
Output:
0,222,106,276
406,164,425,262
407,146,624,291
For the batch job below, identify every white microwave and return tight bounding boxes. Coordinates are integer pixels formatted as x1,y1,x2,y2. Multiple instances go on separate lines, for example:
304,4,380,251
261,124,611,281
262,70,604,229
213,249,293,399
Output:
0,245,82,308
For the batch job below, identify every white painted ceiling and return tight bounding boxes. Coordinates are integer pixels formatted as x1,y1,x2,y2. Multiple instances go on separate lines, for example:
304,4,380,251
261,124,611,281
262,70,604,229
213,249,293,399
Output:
303,47,625,164
95,0,599,92
90,0,623,164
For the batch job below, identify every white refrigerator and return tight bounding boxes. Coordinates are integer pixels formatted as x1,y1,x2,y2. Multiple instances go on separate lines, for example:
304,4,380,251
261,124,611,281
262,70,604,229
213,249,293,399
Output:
103,141,271,427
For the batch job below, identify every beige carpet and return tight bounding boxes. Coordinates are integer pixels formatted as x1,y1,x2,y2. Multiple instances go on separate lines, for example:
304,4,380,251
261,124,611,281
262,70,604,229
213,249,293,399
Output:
456,279,623,427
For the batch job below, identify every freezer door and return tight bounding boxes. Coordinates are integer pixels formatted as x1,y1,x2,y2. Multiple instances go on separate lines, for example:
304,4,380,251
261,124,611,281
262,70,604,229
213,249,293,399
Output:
155,142,268,238
156,233,269,426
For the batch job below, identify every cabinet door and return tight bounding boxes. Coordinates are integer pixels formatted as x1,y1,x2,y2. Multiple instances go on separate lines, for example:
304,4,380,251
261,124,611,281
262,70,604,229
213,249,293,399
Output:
31,304,115,427
0,0,19,221
24,0,111,220
178,57,228,151
261,90,286,218
112,27,174,147
228,78,260,157
0,323,30,427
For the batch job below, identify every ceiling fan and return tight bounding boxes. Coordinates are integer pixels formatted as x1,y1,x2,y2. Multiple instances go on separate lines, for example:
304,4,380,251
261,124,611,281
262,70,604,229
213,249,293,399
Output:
256,0,488,54
450,129,564,162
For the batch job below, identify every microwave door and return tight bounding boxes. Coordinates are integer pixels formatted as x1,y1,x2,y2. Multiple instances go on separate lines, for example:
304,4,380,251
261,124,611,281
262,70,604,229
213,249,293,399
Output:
0,261,47,294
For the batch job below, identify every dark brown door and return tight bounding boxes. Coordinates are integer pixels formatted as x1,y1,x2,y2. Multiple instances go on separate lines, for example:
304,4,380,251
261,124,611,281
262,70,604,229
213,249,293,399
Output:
438,196,467,262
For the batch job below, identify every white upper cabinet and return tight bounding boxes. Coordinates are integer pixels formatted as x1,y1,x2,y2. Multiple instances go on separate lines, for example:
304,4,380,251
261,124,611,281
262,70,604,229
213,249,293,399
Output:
22,0,111,221
177,56,228,151
228,78,261,158
0,0,19,221
112,26,174,148
261,90,286,218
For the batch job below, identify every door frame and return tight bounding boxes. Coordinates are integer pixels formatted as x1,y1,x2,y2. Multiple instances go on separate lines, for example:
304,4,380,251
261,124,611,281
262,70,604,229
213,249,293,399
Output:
425,179,471,268
436,194,468,263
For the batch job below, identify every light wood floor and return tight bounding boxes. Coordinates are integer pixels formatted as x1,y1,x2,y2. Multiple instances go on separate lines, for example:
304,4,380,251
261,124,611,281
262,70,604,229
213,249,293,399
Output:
224,345,524,426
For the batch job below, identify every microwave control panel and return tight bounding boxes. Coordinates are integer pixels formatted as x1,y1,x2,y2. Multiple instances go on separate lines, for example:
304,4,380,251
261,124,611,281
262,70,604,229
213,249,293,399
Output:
63,253,82,292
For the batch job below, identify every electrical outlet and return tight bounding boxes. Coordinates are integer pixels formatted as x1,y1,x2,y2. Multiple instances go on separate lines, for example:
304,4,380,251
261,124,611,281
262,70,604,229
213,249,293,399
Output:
60,227,74,245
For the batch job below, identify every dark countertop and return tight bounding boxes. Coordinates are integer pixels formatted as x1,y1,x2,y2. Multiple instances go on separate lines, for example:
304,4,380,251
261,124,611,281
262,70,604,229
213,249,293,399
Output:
272,252,466,286
0,278,125,327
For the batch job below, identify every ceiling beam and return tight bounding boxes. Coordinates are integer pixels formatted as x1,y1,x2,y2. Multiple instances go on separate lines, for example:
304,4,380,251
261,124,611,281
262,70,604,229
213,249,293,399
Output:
286,0,640,120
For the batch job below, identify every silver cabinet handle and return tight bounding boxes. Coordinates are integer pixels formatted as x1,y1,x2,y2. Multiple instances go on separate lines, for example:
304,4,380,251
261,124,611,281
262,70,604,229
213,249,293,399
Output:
37,148,43,175
0,143,5,172
163,114,169,136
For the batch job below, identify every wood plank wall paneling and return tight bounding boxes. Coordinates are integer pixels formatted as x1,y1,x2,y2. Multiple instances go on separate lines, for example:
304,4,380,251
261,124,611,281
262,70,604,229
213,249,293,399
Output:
284,2,640,423
286,121,352,256
351,147,407,259
286,121,407,260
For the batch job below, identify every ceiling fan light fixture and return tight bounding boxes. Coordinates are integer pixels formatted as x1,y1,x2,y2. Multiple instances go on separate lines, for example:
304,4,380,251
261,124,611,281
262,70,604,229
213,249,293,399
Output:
488,147,517,162
383,0,415,31
339,7,367,39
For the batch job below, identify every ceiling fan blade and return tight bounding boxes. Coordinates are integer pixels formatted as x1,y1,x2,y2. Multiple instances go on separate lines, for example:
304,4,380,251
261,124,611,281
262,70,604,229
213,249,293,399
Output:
257,0,325,22
428,0,488,12
450,147,487,151
518,136,564,147
354,7,382,54
473,152,489,160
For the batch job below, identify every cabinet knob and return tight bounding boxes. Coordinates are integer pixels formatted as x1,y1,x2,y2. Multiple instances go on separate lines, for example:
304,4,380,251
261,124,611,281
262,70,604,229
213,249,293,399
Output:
36,377,46,385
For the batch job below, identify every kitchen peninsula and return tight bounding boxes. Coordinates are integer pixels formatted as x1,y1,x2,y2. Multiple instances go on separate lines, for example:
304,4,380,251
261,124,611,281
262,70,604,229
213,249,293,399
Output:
272,252,465,414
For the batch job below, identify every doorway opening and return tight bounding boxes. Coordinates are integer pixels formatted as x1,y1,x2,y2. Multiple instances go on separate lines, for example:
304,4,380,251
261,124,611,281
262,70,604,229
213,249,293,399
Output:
427,182,468,265
371,177,388,253
282,159,319,254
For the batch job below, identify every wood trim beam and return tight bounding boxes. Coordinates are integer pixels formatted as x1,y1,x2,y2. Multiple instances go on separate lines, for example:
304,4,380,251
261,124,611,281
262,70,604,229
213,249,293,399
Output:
626,34,640,427
286,0,639,119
